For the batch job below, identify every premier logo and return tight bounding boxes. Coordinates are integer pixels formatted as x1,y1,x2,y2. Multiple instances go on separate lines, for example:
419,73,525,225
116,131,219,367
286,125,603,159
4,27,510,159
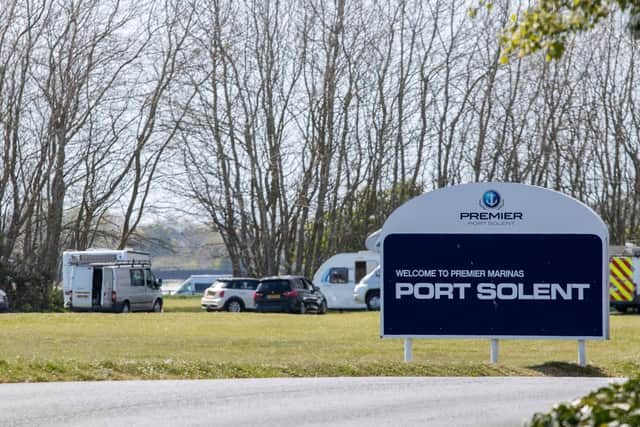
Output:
481,190,502,209
459,190,524,223
459,211,523,220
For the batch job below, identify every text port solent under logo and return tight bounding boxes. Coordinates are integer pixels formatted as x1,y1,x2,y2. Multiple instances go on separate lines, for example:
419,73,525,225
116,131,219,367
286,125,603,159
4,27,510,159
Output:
480,190,503,210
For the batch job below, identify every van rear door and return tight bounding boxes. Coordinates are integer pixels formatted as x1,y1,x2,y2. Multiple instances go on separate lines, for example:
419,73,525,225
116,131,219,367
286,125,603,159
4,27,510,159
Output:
71,266,93,309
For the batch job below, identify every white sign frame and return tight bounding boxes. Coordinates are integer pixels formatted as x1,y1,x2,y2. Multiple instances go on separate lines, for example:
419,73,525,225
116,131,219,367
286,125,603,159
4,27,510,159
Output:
380,182,610,342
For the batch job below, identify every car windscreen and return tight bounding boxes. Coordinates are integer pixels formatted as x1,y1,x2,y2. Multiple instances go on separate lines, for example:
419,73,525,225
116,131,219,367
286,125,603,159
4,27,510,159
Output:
257,280,290,293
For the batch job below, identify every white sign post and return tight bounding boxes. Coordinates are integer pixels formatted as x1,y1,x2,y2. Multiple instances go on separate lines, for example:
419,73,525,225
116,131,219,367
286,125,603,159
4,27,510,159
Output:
381,183,609,366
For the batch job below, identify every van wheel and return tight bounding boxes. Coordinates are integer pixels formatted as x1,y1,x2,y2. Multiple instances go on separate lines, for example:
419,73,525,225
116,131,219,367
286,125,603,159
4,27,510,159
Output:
366,291,380,311
120,301,130,314
226,300,243,312
152,300,162,313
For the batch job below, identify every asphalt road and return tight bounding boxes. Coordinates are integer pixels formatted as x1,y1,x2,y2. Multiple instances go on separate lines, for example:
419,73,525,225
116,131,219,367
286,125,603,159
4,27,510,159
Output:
0,377,620,427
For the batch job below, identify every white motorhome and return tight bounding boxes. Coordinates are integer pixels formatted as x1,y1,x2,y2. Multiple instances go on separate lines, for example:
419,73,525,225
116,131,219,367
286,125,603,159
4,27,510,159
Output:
313,250,379,309
62,249,163,313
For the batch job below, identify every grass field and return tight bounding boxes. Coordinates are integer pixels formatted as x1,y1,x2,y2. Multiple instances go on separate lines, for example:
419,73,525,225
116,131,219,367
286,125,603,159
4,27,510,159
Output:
0,297,639,382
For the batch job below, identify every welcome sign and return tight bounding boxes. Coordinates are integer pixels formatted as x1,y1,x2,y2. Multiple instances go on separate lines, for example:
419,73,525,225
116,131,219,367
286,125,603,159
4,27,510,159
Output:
381,183,609,340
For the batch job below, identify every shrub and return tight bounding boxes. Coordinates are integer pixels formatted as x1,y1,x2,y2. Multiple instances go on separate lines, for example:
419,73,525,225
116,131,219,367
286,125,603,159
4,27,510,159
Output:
0,262,62,312
528,378,640,426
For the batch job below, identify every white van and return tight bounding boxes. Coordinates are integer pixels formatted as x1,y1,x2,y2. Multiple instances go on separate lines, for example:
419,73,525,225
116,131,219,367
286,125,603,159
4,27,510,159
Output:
63,249,163,313
353,265,381,310
313,251,379,309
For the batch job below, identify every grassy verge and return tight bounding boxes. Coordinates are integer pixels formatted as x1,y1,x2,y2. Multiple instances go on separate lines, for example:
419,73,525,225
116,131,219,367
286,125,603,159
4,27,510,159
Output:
0,298,638,382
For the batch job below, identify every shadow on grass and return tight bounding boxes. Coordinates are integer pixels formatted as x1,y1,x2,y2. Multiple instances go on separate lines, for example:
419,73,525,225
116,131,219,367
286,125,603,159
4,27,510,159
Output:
164,306,202,313
528,361,607,377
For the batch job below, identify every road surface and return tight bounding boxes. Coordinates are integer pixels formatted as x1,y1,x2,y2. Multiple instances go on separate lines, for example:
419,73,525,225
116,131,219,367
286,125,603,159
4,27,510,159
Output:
0,377,620,426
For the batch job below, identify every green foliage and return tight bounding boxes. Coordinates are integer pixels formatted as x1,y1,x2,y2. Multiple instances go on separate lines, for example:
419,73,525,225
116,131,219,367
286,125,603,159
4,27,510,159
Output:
0,261,61,312
528,378,640,426
325,181,423,254
475,0,640,61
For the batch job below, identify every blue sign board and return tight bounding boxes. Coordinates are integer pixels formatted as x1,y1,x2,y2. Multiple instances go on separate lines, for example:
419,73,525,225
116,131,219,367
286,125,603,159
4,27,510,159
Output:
380,183,609,341
383,233,603,338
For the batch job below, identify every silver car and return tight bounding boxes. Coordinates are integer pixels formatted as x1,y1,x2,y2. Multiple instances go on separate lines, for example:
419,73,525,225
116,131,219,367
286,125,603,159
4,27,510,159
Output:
201,278,259,312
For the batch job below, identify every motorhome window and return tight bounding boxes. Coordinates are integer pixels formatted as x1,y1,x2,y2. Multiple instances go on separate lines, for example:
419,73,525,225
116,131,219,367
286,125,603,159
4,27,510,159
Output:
130,269,144,286
329,268,349,284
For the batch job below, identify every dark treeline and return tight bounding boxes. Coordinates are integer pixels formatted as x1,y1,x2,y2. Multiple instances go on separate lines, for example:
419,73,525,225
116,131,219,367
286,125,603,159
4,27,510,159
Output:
1,0,639,308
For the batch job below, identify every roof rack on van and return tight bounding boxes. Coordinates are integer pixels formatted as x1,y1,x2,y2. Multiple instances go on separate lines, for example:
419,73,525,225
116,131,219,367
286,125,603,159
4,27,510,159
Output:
69,254,150,267
72,259,151,267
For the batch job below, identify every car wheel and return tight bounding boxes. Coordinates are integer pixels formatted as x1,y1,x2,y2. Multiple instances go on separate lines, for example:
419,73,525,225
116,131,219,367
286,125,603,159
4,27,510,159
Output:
120,301,130,314
152,300,162,313
226,300,243,312
318,299,327,315
366,291,380,311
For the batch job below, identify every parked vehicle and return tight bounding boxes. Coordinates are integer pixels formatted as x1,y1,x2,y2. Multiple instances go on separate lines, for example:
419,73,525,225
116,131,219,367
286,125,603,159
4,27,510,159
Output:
610,244,640,313
62,249,163,313
353,266,381,310
0,289,8,312
254,276,327,314
62,249,151,306
201,278,259,312
313,251,378,309
173,275,224,296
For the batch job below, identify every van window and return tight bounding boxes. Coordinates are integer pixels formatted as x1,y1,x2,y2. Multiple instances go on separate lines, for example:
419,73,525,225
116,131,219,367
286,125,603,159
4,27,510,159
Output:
194,283,210,293
145,270,156,288
328,268,349,284
130,269,144,287
179,283,194,293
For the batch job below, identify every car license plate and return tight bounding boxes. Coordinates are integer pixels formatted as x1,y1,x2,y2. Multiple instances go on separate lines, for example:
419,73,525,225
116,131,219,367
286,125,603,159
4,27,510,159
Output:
267,294,280,299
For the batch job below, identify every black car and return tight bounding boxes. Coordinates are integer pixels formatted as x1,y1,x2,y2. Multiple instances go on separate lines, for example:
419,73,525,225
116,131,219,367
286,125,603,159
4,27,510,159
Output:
254,276,327,314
